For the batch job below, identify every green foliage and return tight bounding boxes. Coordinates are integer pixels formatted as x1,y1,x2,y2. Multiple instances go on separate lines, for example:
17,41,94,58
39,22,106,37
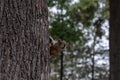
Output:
50,19,83,43
48,0,109,80
68,0,98,26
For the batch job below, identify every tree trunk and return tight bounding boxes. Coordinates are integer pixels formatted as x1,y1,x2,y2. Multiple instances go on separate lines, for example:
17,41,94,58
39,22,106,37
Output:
109,0,120,80
0,0,50,80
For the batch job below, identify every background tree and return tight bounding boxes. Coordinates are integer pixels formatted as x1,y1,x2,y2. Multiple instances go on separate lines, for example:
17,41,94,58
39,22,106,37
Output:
0,0,50,80
109,0,120,80
48,0,109,80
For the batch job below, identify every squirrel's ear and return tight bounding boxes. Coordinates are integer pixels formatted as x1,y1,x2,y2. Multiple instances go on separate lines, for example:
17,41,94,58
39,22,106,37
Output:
49,37,52,42
49,36,54,46
58,39,62,43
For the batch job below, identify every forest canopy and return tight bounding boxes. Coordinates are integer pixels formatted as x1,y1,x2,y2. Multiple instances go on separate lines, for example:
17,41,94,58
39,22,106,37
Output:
48,0,109,80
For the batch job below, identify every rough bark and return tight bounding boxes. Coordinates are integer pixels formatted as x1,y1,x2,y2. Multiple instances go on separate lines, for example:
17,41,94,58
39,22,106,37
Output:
0,0,50,80
109,0,120,80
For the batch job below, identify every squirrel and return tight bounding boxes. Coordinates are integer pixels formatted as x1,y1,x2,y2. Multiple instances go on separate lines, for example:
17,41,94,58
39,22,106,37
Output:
50,36,66,56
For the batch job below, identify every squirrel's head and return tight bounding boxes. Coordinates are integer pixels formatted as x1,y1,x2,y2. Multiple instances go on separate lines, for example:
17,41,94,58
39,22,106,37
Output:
57,39,66,49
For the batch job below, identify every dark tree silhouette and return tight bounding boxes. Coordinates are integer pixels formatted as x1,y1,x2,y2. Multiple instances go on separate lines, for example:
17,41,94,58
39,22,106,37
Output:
109,0,120,80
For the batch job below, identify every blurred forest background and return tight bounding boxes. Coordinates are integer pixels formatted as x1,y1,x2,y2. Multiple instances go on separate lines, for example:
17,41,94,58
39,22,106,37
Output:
48,0,109,80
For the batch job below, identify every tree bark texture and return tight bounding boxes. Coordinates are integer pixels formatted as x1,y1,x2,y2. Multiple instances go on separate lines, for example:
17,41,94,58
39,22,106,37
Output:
0,0,49,80
109,0,120,80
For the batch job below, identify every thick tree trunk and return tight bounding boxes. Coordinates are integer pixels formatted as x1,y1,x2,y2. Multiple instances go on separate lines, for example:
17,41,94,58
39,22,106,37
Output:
109,0,120,80
0,0,49,80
